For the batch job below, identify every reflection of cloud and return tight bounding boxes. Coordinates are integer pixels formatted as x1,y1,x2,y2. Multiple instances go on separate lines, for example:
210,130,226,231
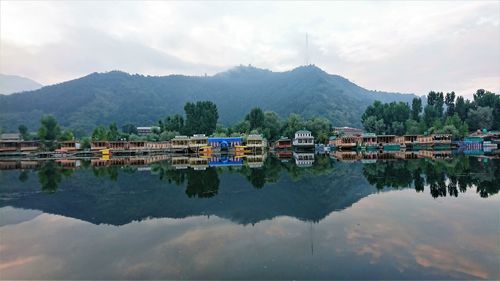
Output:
414,244,489,279
0,189,498,279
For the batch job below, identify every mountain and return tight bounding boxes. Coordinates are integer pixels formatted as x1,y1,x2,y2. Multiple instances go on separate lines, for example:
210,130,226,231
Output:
0,65,418,135
0,74,43,95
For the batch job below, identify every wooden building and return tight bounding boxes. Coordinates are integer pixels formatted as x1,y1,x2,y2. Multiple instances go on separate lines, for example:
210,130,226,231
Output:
293,130,314,148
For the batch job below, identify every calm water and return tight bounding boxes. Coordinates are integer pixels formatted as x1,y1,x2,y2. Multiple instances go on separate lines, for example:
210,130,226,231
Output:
0,154,499,280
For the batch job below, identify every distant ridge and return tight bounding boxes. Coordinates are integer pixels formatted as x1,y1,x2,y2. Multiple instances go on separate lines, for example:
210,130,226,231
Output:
0,65,418,134
0,74,43,95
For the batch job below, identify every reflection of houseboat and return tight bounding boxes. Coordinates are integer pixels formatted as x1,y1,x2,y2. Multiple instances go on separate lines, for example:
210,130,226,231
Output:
377,135,400,150
273,137,292,150
171,136,190,151
171,156,189,169
189,134,209,152
418,150,452,160
274,150,293,162
293,152,314,167
209,155,243,167
189,157,209,170
293,130,314,149
330,151,359,162
246,154,266,168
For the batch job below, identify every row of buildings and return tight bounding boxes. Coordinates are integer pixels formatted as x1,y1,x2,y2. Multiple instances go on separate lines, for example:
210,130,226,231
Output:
329,133,453,151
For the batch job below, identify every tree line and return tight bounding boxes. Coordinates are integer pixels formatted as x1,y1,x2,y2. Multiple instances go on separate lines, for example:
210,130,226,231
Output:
362,89,499,138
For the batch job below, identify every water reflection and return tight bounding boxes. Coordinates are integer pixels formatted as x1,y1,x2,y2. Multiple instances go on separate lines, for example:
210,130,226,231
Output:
0,152,499,280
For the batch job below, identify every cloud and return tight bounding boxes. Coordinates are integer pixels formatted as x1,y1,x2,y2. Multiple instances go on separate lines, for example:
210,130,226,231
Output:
0,1,498,97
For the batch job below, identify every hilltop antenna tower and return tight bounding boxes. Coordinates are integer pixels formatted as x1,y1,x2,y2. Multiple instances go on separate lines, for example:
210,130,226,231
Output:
305,32,310,65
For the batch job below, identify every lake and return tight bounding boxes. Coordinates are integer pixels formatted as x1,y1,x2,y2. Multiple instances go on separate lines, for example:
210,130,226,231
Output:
0,153,499,279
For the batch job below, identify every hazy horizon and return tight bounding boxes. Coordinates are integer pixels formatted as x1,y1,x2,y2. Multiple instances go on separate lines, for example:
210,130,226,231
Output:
1,1,499,98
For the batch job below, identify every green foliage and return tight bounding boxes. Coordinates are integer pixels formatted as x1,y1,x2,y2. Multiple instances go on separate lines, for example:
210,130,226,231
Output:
362,101,409,134
246,108,265,130
121,123,138,135
92,125,108,141
183,101,218,135
18,124,29,140
59,130,74,141
38,115,61,150
107,123,119,141
362,88,497,138
159,131,178,141
162,114,184,133
467,106,493,131
445,91,455,116
411,97,422,121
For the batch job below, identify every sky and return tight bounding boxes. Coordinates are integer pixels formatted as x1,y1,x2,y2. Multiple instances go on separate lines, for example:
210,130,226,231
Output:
1,1,499,98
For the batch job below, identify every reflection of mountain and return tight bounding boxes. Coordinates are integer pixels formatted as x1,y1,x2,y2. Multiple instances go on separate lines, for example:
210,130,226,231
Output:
0,162,377,226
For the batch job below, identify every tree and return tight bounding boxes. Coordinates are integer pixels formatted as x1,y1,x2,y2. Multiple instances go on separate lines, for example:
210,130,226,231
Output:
445,91,456,117
363,116,385,135
246,108,265,130
122,123,138,135
163,114,184,133
18,124,29,140
59,130,74,141
467,106,493,131
263,111,282,141
411,98,422,121
107,123,119,141
38,115,61,150
184,101,218,135
92,126,108,141
281,113,305,138
455,96,467,121
306,117,331,143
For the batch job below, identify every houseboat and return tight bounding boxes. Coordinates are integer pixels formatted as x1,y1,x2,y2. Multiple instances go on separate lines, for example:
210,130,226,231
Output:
432,134,452,150
273,137,292,150
208,137,244,152
246,134,265,150
333,135,358,150
171,136,190,152
415,135,433,150
189,134,209,152
377,135,400,150
293,130,314,149
361,133,377,150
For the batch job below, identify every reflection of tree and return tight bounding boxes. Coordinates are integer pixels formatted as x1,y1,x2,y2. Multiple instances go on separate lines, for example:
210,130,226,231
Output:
361,156,499,198
37,161,73,193
185,168,219,198
92,166,121,181
19,170,29,182
151,161,186,185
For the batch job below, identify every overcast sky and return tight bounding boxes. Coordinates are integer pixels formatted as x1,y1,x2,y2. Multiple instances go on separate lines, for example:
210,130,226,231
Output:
1,1,499,97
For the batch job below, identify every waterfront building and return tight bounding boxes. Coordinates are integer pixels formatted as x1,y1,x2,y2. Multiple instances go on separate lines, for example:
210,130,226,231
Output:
137,126,160,136
208,137,243,150
171,136,190,151
332,127,363,136
246,134,265,149
293,130,314,148
189,134,209,151
274,137,292,149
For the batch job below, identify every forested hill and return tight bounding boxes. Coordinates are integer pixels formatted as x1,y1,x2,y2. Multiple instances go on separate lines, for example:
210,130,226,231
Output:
0,65,419,135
